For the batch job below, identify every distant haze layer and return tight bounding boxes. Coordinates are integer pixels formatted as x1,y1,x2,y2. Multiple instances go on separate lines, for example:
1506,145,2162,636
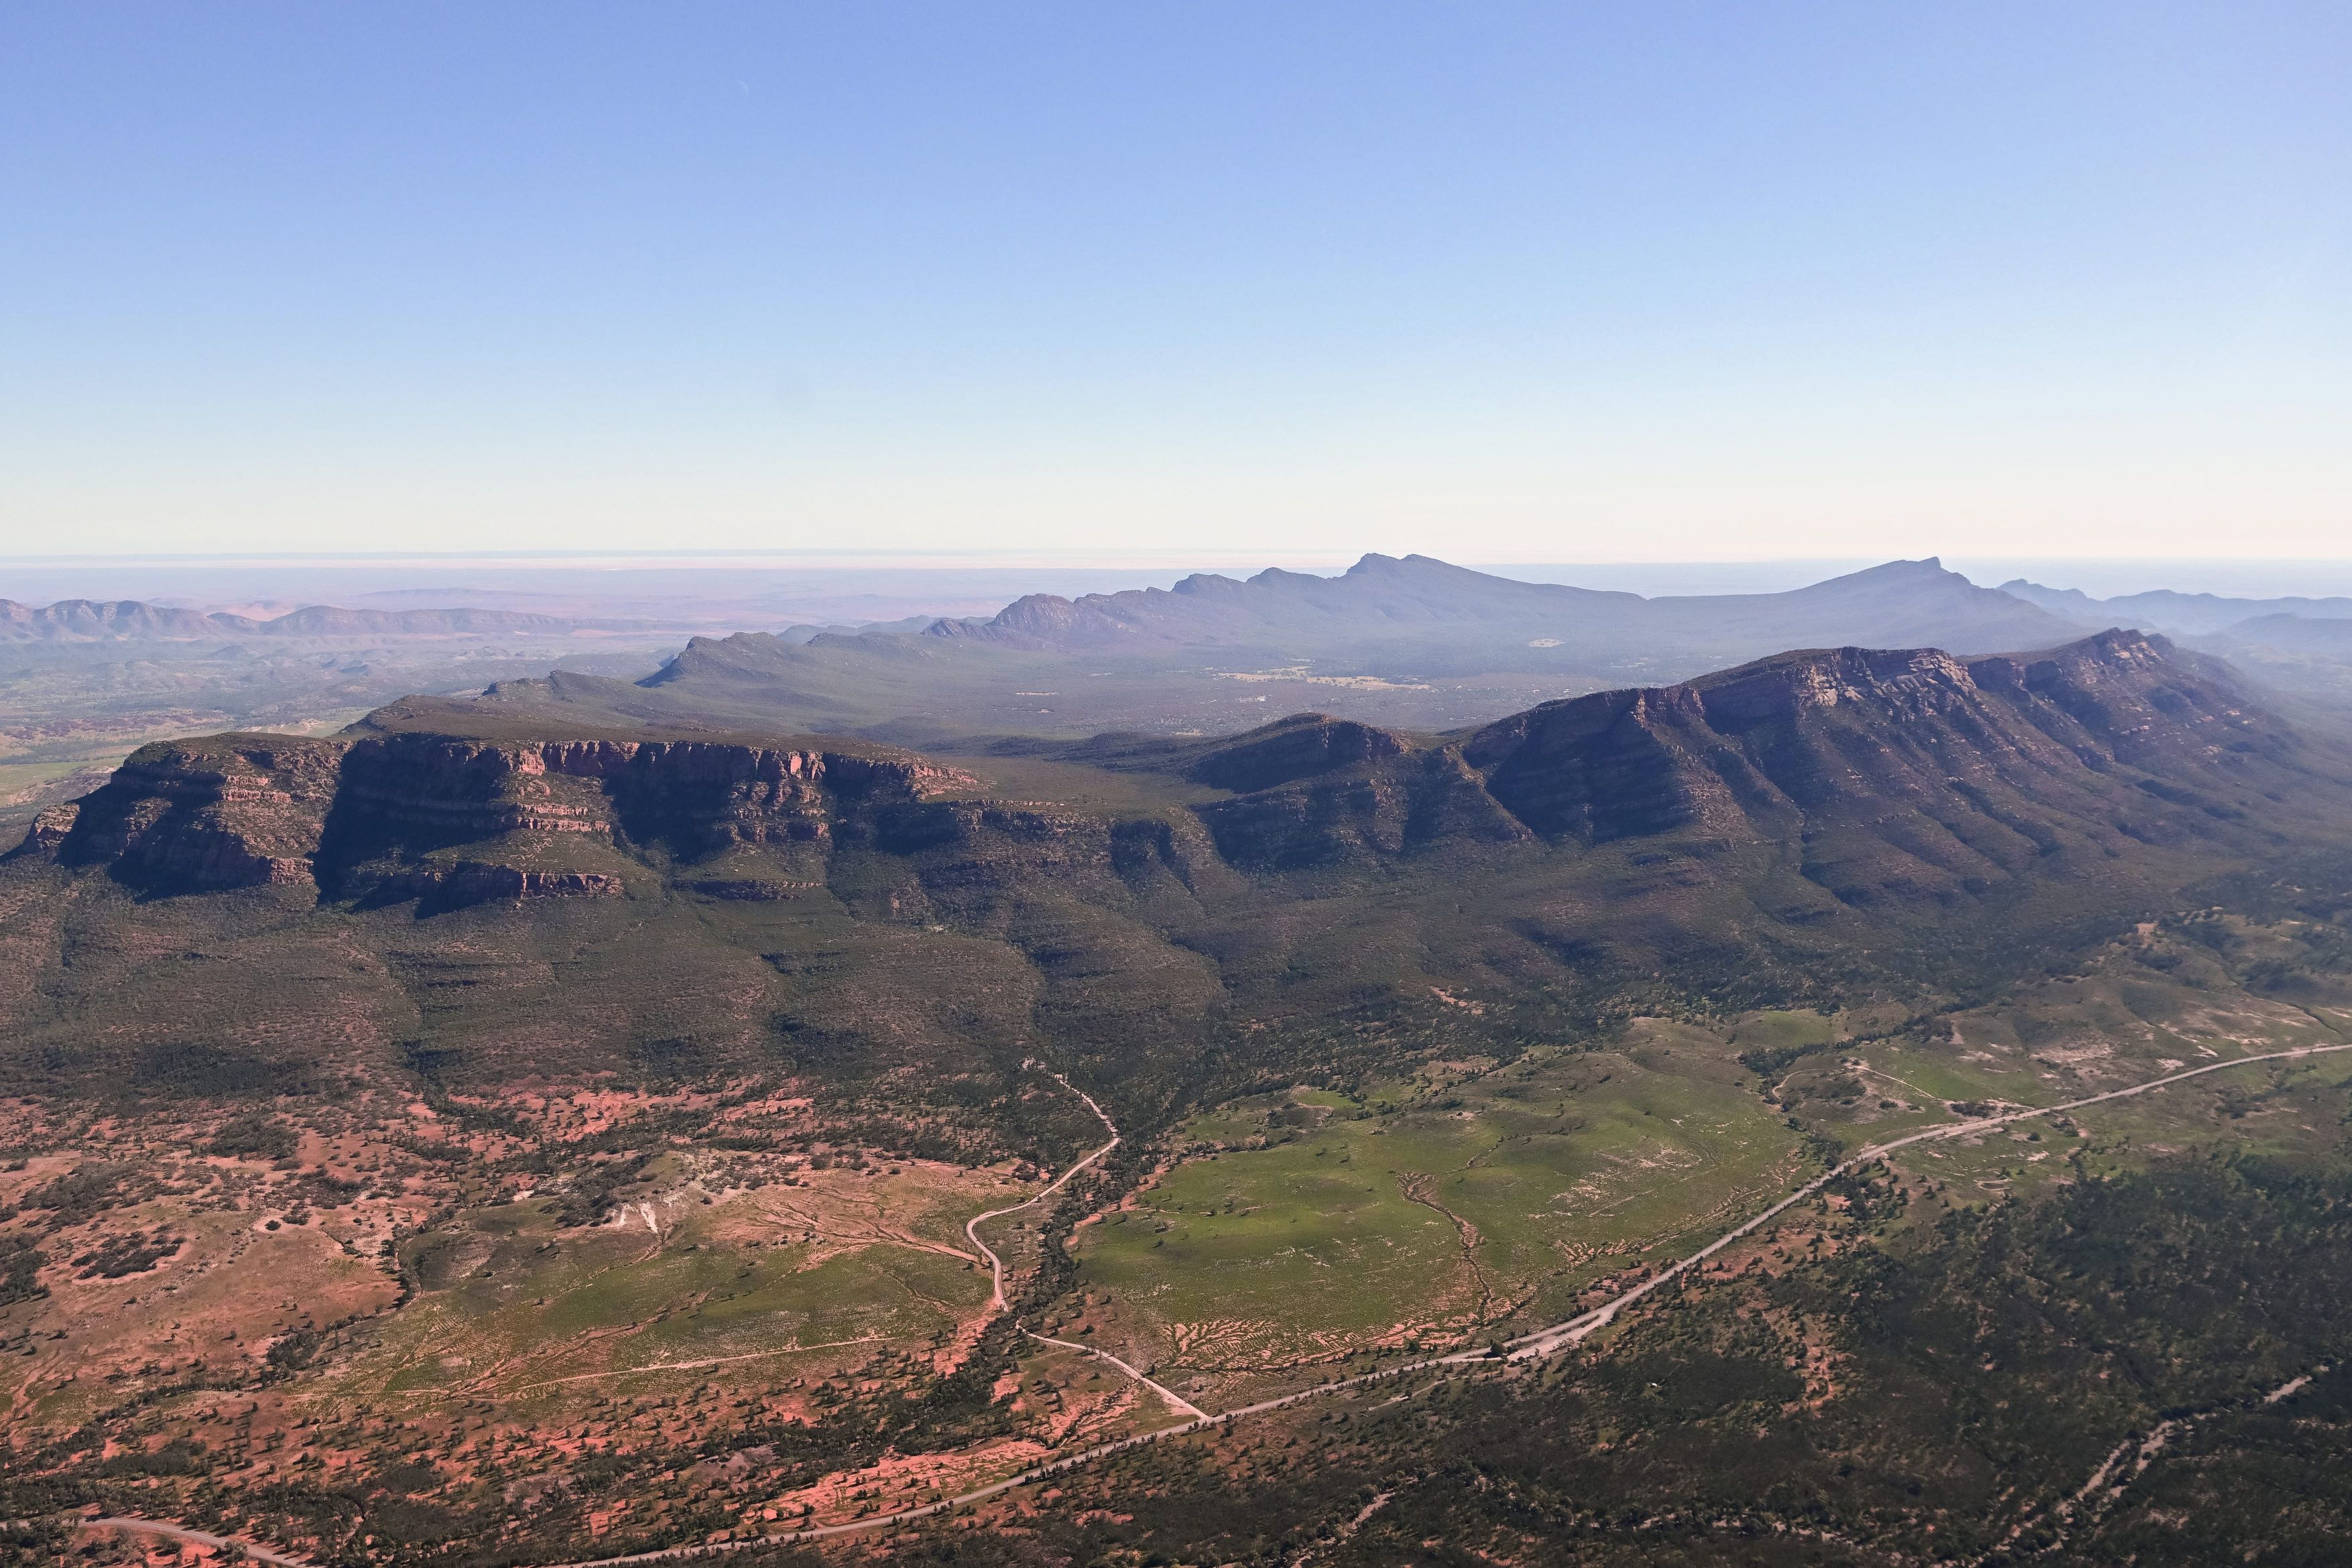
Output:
11,553,2352,624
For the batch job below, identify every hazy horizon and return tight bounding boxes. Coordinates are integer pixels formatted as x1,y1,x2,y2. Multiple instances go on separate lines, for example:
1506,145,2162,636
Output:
11,549,2352,615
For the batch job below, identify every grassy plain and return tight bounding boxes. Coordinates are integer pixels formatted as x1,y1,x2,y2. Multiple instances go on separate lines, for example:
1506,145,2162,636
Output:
16,911,2352,1564
1075,917,2352,1416
341,1159,1013,1415
1074,1021,1810,1407
1769,916,2352,1199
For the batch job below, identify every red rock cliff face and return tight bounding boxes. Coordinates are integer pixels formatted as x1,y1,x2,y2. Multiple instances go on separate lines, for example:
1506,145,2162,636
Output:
328,734,977,864
28,730,982,900
330,736,617,842
52,736,347,891
599,740,972,854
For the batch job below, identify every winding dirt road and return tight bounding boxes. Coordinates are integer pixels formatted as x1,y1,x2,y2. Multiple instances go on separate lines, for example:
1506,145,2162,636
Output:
96,1041,2352,1567
1025,1329,1206,1419
964,1069,1121,1311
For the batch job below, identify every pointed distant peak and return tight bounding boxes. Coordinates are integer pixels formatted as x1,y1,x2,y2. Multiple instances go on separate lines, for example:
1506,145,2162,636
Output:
1849,556,1949,579
1790,558,2005,598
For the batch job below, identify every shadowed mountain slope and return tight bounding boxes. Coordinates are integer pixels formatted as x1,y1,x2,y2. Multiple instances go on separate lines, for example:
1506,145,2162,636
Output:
1156,631,2311,887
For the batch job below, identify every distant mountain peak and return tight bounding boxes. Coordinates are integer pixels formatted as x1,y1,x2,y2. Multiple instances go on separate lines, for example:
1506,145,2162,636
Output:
918,551,2077,669
1814,556,1951,584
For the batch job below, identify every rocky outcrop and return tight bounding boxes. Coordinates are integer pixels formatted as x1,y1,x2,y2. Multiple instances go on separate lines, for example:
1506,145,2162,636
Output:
50,736,345,892
322,734,976,875
381,861,625,909
330,736,616,843
1961,629,2283,771
603,740,973,857
15,802,79,854
36,728,985,905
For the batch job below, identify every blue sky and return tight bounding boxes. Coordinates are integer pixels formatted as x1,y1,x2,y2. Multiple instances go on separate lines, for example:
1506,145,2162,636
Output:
3,3,2347,560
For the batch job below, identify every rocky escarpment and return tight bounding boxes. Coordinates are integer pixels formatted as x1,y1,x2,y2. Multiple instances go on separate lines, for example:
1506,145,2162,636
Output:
4,629,2343,1105
322,733,976,867
1460,631,2286,851
18,802,82,854
28,731,981,902
1193,632,2313,903
17,631,2318,928
43,736,345,892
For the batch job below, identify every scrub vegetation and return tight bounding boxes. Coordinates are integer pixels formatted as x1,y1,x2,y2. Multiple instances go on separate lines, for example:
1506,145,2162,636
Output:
11,626,2352,1564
